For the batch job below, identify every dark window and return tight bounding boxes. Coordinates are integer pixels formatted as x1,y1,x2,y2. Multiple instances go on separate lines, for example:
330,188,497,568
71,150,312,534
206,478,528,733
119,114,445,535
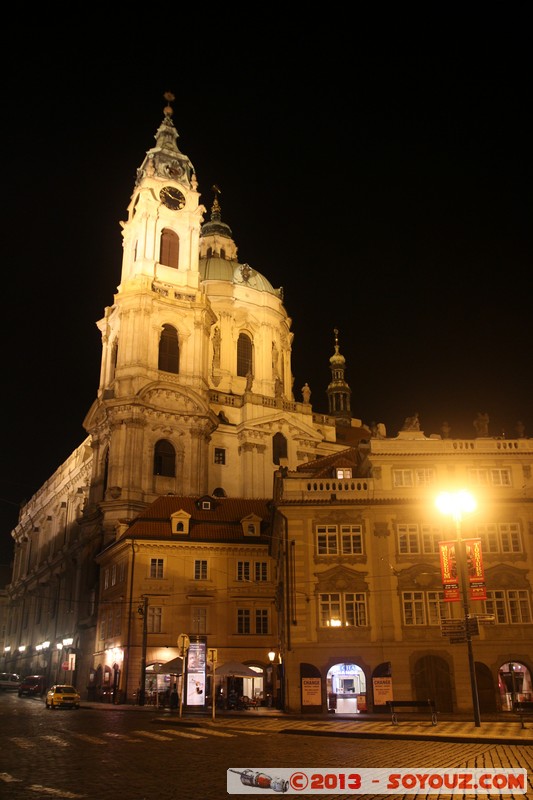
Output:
272,432,288,465
159,324,179,373
160,228,179,268
154,440,176,477
237,333,252,377
214,448,226,465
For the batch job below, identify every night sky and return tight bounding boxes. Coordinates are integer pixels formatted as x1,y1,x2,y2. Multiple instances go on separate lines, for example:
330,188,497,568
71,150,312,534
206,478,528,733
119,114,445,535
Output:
1,31,530,564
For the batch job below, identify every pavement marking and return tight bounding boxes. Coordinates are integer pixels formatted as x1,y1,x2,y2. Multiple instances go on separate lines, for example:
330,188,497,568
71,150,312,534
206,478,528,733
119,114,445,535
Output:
27,785,86,798
0,773,23,783
9,736,38,749
69,733,103,744
177,727,237,738
133,730,178,741
41,735,70,747
156,729,206,739
103,732,144,742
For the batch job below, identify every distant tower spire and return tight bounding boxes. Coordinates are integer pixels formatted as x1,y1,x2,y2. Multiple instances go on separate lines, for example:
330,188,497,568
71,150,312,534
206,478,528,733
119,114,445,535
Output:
327,328,352,426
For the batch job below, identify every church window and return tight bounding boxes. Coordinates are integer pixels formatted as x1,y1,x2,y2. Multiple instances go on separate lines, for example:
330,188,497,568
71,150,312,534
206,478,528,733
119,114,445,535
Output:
158,325,179,373
153,440,176,477
159,228,179,268
214,448,226,465
237,332,252,377
272,432,288,465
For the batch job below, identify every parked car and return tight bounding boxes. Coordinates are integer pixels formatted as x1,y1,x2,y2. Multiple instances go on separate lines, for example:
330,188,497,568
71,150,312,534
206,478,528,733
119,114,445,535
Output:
18,675,47,697
45,685,80,709
0,672,21,691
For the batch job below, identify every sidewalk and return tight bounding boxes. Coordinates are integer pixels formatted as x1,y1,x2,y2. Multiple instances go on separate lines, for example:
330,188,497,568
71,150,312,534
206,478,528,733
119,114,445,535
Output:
81,702,533,745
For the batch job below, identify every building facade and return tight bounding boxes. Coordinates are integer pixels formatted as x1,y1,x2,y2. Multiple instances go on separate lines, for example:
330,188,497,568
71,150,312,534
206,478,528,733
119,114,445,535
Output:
272,433,533,715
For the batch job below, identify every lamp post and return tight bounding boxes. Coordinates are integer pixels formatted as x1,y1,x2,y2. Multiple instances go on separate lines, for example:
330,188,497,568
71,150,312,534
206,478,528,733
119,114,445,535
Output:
436,490,481,727
138,596,148,706
267,648,276,708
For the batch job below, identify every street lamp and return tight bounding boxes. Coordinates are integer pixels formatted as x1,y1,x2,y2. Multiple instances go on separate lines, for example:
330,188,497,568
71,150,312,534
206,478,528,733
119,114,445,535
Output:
436,490,481,727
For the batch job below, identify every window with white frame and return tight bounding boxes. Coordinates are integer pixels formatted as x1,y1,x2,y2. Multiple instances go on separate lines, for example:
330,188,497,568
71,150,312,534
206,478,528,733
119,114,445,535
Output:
147,606,162,633
254,561,268,582
398,524,443,555
316,524,364,555
401,590,462,626
191,606,207,634
398,524,420,554
194,560,208,580
317,525,338,555
476,523,522,554
483,590,532,624
237,561,251,581
237,608,251,634
426,591,449,625
393,469,414,487
468,468,512,486
319,592,368,627
402,591,426,625
415,468,435,486
150,558,164,579
421,525,444,554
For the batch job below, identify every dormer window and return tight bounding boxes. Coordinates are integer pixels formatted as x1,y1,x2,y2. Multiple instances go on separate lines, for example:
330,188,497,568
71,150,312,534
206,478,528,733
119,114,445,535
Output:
171,510,191,535
196,495,218,512
336,468,352,479
242,514,261,536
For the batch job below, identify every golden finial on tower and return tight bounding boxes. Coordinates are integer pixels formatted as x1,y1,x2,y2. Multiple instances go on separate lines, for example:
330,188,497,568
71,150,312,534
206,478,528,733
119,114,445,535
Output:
163,91,175,117
212,184,221,197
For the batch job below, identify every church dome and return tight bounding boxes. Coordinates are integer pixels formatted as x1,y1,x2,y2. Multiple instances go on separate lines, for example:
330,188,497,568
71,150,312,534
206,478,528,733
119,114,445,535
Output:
199,257,279,295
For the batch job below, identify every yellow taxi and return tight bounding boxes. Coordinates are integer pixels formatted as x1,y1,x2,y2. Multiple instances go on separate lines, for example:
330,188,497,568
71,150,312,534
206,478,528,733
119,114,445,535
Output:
45,684,80,709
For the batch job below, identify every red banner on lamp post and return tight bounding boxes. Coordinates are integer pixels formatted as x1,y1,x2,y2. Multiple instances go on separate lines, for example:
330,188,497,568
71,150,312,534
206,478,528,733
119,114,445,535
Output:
439,539,486,602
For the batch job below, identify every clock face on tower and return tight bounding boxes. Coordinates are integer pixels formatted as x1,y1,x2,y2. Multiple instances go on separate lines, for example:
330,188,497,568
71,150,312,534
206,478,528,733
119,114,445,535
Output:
160,186,186,210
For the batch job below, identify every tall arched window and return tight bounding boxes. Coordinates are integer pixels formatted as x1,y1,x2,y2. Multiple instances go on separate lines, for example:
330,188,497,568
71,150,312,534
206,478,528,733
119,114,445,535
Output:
273,432,288,465
160,228,179,268
158,325,179,373
237,332,252,377
153,440,176,477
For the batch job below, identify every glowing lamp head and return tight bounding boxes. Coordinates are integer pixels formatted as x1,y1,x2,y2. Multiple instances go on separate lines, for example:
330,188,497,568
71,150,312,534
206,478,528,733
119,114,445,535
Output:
436,491,476,520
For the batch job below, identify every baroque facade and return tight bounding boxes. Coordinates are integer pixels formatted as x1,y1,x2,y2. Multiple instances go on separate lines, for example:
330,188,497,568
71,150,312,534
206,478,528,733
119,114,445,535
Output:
3,97,532,715
3,97,356,700
272,435,533,714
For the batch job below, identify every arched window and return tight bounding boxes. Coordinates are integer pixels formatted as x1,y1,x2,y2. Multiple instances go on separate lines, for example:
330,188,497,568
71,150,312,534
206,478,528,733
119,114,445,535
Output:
237,332,252,377
273,432,288,465
153,440,176,477
160,228,179,268
158,325,179,373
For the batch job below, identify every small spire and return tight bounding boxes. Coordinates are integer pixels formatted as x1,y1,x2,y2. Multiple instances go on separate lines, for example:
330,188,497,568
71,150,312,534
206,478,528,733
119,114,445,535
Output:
210,185,222,220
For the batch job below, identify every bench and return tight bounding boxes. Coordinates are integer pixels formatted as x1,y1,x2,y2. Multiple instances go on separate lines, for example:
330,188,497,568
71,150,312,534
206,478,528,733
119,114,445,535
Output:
513,701,533,729
387,699,438,726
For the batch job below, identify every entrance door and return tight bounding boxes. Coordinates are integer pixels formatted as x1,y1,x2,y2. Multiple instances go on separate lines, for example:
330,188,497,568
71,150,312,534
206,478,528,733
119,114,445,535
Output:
413,655,453,712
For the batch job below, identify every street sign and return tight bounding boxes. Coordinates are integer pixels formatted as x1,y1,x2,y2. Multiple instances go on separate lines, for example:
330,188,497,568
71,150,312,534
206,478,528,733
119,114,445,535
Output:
476,614,496,625
440,619,465,636
207,648,218,663
177,633,190,657
466,617,480,636
449,635,467,644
